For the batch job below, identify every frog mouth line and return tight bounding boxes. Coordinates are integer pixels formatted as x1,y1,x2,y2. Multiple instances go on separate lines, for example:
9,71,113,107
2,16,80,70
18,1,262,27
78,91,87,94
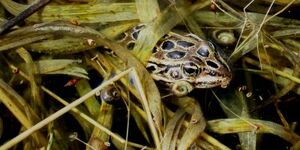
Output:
195,76,231,88
195,81,223,88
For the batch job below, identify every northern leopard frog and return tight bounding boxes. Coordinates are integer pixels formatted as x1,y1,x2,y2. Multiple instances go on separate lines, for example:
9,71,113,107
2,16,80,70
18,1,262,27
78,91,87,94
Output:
118,25,232,96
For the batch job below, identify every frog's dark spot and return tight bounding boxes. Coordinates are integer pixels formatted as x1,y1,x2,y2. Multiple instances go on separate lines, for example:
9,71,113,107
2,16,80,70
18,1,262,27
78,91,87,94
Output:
162,34,170,39
132,30,140,40
146,65,156,72
197,47,209,57
127,42,135,50
191,56,204,64
115,32,127,41
166,51,186,59
161,40,175,50
177,41,195,48
207,60,219,68
182,62,199,76
152,46,158,53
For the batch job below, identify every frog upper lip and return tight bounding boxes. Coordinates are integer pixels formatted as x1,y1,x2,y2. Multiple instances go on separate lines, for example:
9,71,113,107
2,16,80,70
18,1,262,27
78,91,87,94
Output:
195,74,231,88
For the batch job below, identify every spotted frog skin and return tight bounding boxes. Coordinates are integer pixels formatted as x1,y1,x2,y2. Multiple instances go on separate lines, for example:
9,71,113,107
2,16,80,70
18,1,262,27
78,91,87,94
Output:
119,25,232,95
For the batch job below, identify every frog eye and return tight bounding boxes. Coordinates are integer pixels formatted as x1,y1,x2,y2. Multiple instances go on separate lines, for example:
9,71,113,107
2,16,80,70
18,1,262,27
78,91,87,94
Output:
197,46,209,57
161,40,175,50
182,63,200,77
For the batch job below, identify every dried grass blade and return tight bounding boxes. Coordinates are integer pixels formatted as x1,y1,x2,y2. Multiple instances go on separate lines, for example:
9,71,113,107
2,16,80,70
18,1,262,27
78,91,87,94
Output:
45,66,89,79
214,90,257,150
0,34,53,52
162,109,186,150
131,104,151,143
178,99,206,149
0,0,138,23
0,68,133,150
193,11,241,27
132,1,210,63
271,29,300,38
128,68,161,149
88,102,113,149
111,137,136,150
166,100,230,150
41,87,147,149
33,59,81,73
87,52,152,145
0,79,47,147
291,140,300,150
90,33,163,146
44,92,94,140
244,57,300,84
135,0,160,23
229,30,258,62
26,37,96,54
16,47,43,109
100,21,138,40
259,67,300,96
184,16,205,39
0,21,102,52
75,79,100,117
196,133,231,150
208,118,300,144
105,40,163,142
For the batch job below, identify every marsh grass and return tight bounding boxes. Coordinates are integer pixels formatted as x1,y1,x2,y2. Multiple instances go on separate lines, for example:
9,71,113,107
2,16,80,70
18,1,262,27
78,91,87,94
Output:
0,0,299,149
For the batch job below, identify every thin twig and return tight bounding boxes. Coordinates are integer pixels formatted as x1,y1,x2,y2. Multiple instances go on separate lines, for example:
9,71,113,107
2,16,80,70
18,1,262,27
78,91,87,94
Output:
211,90,259,130
41,86,148,149
0,68,133,150
0,0,51,34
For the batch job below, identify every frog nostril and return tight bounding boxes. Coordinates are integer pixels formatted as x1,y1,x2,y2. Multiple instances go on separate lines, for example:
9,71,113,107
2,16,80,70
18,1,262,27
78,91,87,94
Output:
170,70,181,79
208,70,216,76
206,60,219,68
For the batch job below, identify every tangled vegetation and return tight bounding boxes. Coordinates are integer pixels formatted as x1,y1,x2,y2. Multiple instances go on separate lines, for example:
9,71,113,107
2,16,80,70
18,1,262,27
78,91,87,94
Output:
0,0,299,149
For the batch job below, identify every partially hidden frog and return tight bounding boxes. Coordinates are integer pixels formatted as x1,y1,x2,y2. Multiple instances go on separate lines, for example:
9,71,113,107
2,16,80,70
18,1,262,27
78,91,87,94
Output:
118,25,232,96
